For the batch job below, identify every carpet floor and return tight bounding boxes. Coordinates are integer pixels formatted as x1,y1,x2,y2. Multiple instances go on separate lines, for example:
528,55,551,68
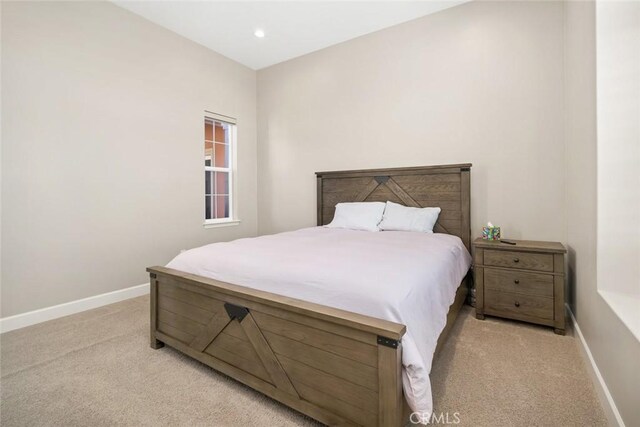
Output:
1,296,607,426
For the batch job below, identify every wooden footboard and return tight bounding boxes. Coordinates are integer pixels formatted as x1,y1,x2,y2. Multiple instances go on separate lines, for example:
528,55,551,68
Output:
148,266,406,427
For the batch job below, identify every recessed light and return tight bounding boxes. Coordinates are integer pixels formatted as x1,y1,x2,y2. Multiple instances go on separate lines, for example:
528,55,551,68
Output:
254,29,265,38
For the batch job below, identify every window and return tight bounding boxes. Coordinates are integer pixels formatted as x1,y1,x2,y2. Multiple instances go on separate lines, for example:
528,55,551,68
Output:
596,1,640,341
204,112,238,227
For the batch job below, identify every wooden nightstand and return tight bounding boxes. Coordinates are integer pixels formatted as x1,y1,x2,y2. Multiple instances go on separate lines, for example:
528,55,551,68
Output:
473,238,567,335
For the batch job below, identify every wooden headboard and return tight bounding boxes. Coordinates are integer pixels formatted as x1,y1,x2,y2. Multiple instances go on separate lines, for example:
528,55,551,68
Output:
315,164,471,250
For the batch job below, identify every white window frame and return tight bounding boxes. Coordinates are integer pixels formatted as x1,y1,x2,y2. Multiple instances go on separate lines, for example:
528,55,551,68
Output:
204,111,240,228
595,1,640,342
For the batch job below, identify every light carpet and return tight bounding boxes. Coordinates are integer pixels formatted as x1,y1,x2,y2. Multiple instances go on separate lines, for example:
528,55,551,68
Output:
0,296,607,426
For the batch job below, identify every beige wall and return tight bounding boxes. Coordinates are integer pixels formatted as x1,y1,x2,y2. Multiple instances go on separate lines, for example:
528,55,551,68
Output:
257,0,566,240
564,2,640,426
1,1,258,317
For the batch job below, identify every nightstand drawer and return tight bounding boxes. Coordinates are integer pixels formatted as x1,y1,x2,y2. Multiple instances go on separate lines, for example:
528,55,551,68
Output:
483,250,553,272
484,268,553,297
485,291,553,321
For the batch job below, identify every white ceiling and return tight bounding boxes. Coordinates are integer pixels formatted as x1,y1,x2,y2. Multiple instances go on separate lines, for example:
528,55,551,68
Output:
114,1,469,70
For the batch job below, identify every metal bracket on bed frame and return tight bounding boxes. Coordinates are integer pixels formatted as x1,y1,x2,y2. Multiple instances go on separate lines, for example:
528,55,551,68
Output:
377,335,399,349
374,176,390,184
224,303,250,322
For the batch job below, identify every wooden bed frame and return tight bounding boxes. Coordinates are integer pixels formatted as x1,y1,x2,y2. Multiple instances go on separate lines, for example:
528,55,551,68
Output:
148,163,471,426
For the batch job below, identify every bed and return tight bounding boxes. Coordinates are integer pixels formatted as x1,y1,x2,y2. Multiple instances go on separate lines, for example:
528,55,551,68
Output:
148,163,472,426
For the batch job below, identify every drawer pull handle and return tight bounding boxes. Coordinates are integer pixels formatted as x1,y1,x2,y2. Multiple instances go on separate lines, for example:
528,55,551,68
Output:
514,301,520,308
513,258,520,263
514,279,520,284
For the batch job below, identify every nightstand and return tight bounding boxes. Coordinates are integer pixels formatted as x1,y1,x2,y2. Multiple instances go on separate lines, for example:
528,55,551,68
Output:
473,238,567,335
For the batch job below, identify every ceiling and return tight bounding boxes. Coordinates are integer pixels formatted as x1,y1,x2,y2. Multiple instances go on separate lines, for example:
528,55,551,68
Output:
114,1,469,70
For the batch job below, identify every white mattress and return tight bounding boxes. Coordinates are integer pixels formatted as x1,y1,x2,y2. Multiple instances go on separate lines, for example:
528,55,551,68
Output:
166,227,471,416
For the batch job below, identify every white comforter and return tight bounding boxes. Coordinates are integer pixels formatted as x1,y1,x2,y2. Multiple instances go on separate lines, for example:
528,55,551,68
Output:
166,227,471,416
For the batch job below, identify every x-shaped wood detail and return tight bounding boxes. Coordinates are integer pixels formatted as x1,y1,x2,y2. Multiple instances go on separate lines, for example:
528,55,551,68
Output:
188,304,299,398
357,176,451,234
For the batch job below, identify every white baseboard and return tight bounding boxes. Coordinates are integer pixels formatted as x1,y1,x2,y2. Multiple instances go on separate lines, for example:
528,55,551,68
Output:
567,304,625,427
0,283,150,334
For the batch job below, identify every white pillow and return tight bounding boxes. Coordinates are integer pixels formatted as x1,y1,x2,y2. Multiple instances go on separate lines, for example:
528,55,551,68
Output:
326,202,386,232
379,201,441,233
